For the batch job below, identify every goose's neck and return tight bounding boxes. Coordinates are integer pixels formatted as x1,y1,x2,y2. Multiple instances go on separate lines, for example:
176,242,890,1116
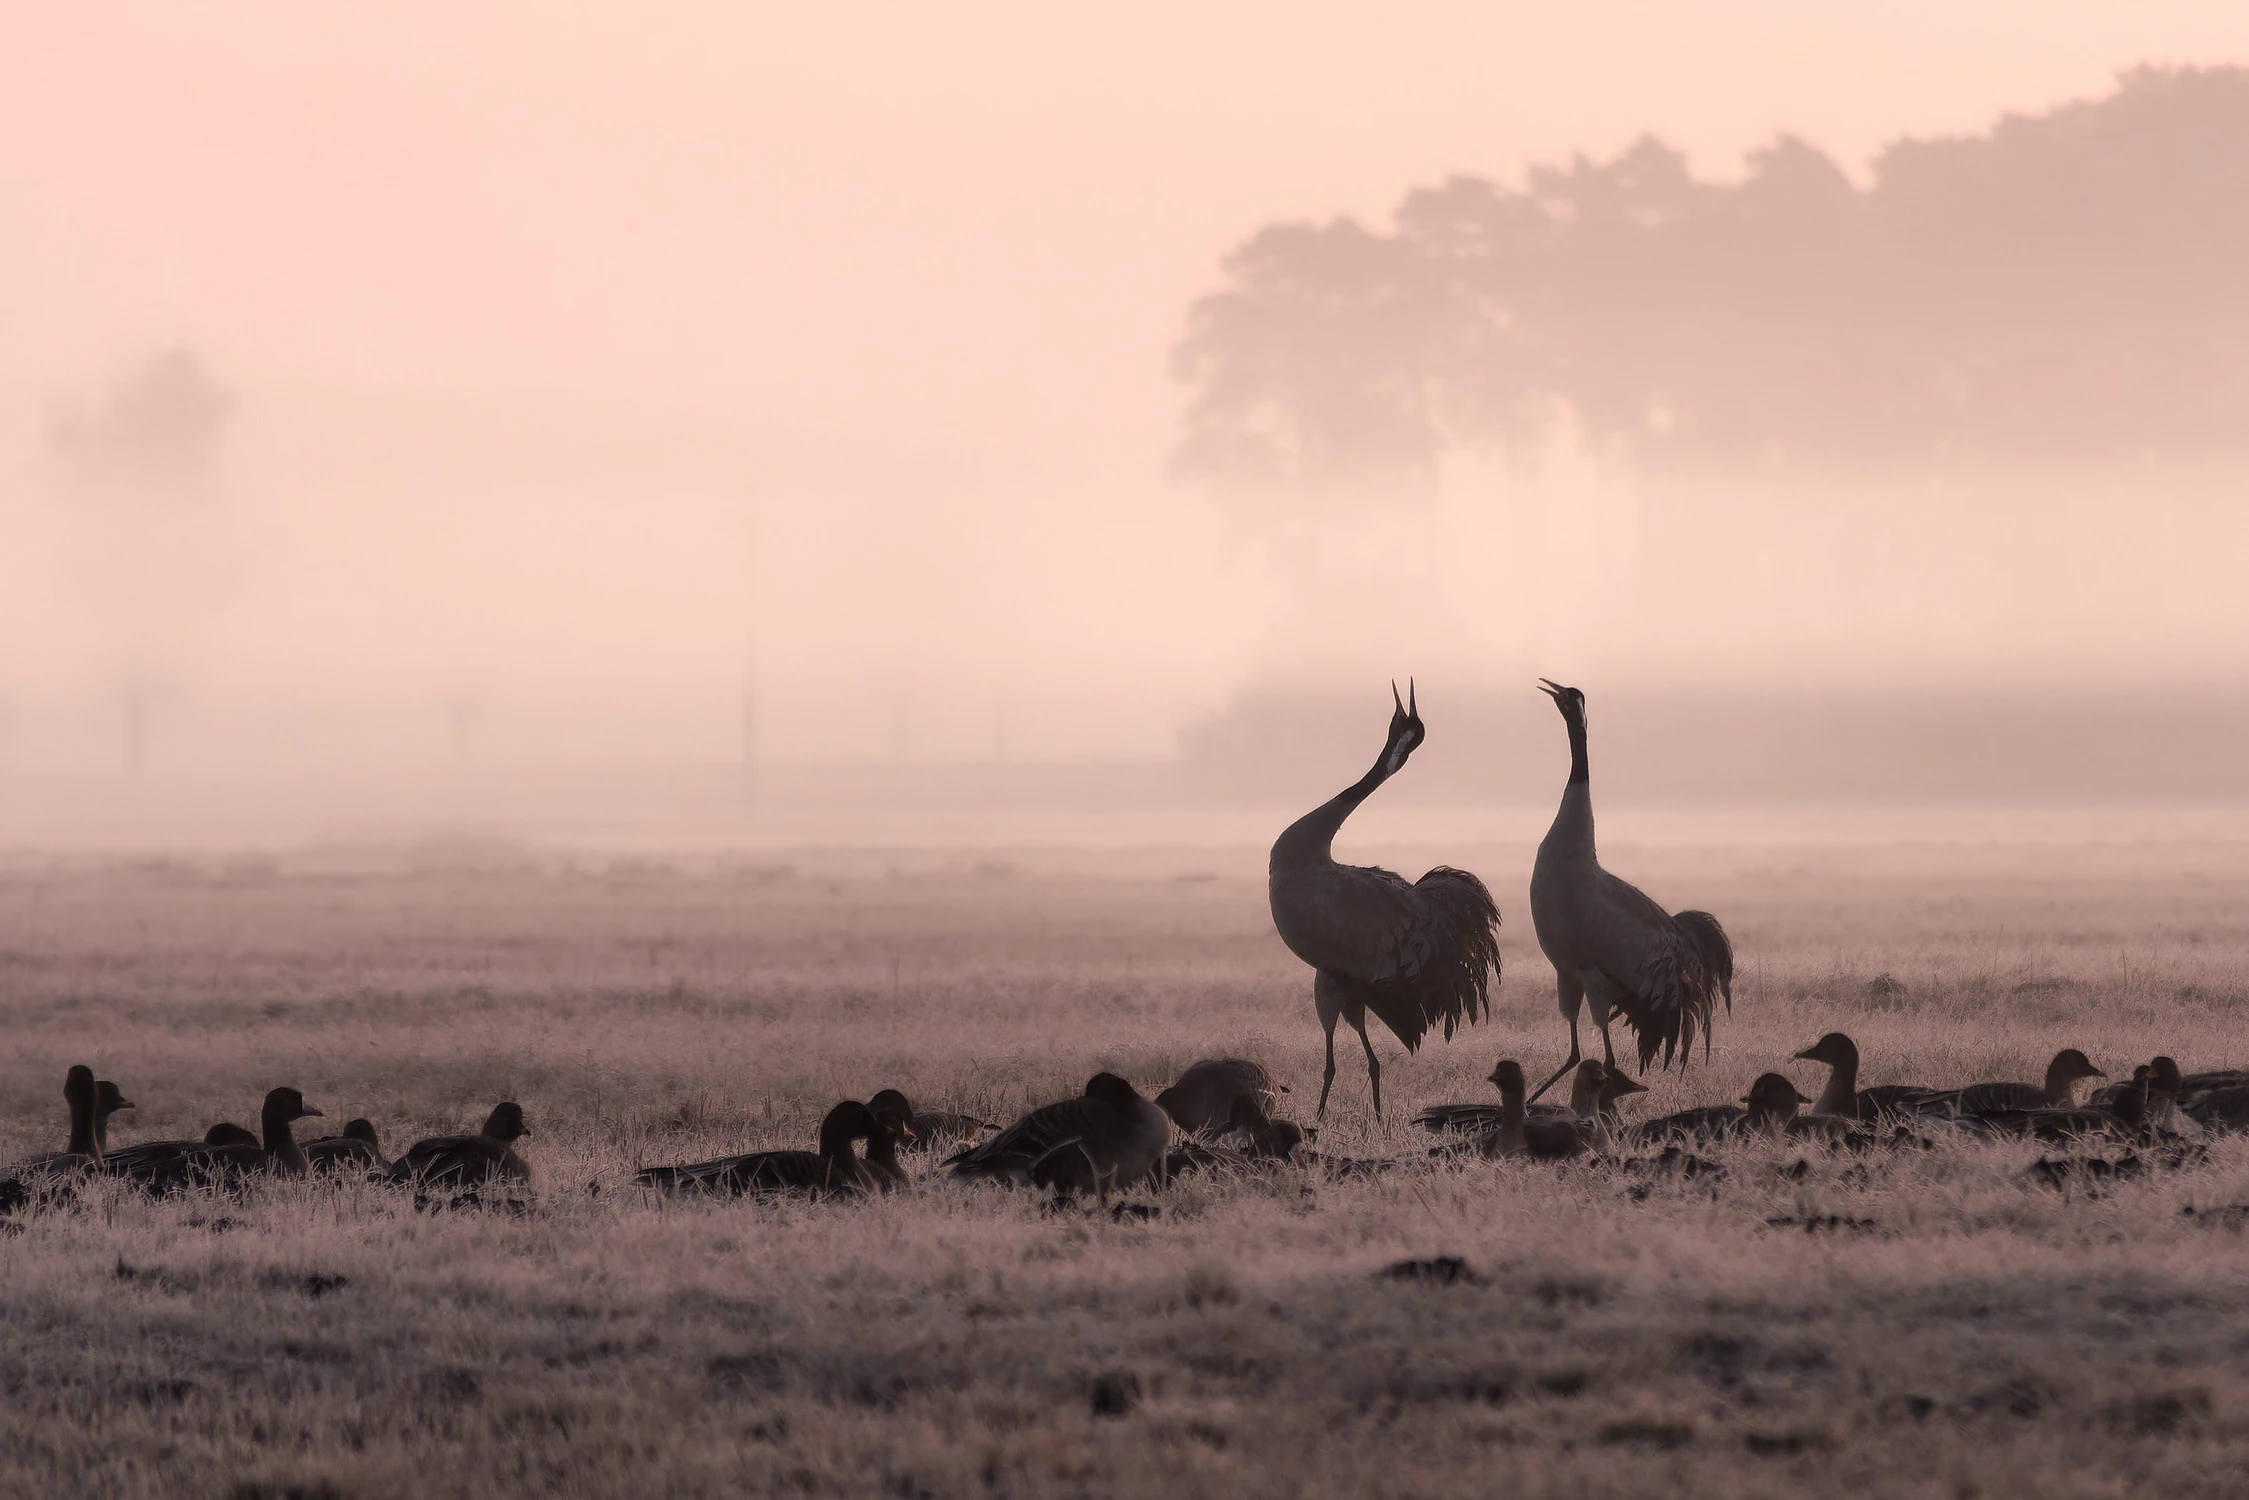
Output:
1499,1085,1526,1131
1810,1050,1860,1117
65,1092,97,1160
1272,758,1391,872
1567,1073,1601,1117
262,1112,307,1173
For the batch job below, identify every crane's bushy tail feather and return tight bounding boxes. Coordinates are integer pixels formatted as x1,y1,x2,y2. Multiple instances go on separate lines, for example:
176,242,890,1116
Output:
1669,909,1733,1063
1626,928,1723,1075
1356,866,1502,1052
1671,910,1734,1015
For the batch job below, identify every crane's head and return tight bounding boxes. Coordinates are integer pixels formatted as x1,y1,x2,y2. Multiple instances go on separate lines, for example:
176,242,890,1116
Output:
1536,679,1586,724
1381,679,1425,774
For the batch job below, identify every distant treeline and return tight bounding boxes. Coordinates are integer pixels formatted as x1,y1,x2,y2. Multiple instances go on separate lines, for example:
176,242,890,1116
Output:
1174,67,2249,482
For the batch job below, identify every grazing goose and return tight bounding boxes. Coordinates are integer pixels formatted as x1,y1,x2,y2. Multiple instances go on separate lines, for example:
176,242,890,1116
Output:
1469,1060,1587,1161
305,1118,389,1174
1268,683,1502,1120
1155,1058,1285,1132
1162,1095,1308,1180
124,1088,323,1193
866,1090,993,1151
634,1100,891,1198
387,1102,533,1193
946,1073,1171,1196
2183,1073,2249,1132
1224,1092,1308,1161
1931,1049,2106,1116
1793,1033,1946,1120
1527,682,1729,1102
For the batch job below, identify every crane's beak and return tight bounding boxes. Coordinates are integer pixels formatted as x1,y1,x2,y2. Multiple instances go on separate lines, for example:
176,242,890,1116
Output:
1391,680,1405,715
1407,678,1417,717
1536,679,1565,699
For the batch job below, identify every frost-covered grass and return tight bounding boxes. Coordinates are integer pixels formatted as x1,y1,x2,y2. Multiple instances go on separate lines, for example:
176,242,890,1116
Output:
4,839,2249,1498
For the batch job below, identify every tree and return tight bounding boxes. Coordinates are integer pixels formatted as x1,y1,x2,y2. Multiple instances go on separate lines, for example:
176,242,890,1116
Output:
1173,67,2249,482
49,349,235,770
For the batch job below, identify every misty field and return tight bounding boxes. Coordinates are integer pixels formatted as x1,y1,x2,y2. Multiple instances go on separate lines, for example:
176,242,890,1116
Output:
6,835,2249,1499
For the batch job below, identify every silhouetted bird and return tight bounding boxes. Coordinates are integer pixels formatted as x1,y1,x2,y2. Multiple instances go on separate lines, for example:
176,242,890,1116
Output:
1528,682,1728,1102
1268,682,1501,1119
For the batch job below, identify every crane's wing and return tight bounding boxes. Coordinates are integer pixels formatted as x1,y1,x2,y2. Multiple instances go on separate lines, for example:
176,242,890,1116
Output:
1583,872,1722,1073
1313,864,1501,1052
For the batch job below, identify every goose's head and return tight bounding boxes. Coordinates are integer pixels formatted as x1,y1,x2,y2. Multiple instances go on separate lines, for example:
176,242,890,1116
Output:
95,1080,134,1116
1537,679,1586,726
1595,1063,1650,1106
1485,1059,1527,1100
262,1087,323,1126
481,1101,528,1142
1793,1032,1858,1070
2046,1049,2105,1092
1380,679,1425,775
1084,1072,1148,1115
1742,1073,1809,1123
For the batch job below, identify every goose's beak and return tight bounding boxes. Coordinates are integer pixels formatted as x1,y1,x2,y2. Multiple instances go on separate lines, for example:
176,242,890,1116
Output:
300,1104,325,1118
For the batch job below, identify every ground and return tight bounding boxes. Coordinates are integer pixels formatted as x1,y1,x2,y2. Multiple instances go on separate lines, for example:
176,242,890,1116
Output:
4,832,2249,1499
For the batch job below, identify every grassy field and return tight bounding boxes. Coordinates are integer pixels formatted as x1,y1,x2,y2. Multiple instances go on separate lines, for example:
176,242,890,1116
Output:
6,834,2249,1499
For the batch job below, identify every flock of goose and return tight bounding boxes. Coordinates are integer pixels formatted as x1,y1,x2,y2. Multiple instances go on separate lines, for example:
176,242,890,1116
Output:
6,678,2246,1216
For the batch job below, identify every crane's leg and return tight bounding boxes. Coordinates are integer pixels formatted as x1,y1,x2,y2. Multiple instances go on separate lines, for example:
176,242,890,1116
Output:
1349,1005,1383,1120
1314,973,1344,1122
1528,970,1587,1103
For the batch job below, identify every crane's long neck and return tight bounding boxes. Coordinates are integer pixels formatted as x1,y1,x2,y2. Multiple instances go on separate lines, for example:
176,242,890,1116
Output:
1271,756,1391,872
1540,708,1596,859
1810,1048,1859,1117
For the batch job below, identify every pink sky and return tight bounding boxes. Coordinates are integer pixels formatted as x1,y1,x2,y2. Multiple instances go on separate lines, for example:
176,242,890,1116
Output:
4,6,2248,769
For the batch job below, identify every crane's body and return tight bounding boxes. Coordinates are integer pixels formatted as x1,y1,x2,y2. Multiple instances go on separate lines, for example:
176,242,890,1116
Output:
1528,681,1729,1102
1268,683,1501,1121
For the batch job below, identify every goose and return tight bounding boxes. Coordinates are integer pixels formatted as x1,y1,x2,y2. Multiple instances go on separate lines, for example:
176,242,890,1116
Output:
101,1119,258,1177
2183,1075,2249,1132
866,1089,993,1151
1527,682,1729,1102
862,1111,916,1192
1418,1059,1647,1140
1792,1033,1946,1120
2,1067,103,1210
124,1088,323,1193
1154,1058,1285,1132
1927,1050,2106,1116
1268,682,1502,1120
10,1066,102,1172
1966,1079,2146,1144
1735,1073,1864,1142
305,1118,389,1174
1468,1060,1587,1161
1224,1092,1308,1161
2091,1058,2196,1136
946,1072,1171,1196
387,1102,532,1193
634,1100,892,1198
1625,1097,1749,1146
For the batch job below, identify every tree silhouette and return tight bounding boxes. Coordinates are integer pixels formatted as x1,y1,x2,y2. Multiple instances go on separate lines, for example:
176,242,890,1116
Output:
48,349,234,770
1174,67,2249,482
